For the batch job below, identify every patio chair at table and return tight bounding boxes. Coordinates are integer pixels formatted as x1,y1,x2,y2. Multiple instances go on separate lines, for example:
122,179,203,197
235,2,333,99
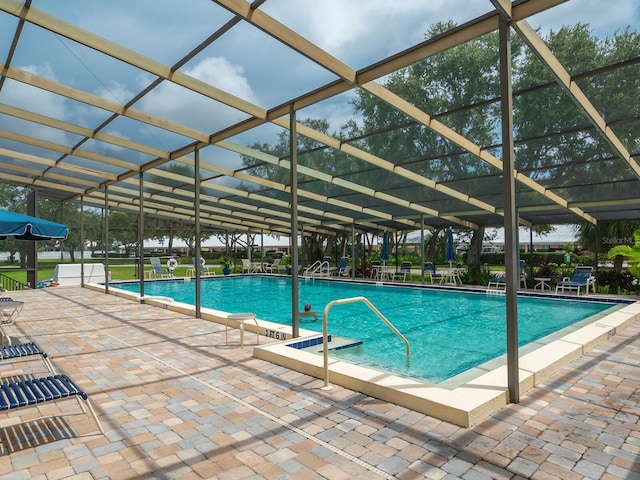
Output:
264,258,281,273
394,262,412,282
242,259,257,273
331,257,349,276
370,261,382,280
488,260,526,289
424,262,444,284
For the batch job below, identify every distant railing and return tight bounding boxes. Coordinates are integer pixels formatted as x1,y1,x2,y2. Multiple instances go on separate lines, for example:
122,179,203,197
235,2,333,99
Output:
0,273,29,291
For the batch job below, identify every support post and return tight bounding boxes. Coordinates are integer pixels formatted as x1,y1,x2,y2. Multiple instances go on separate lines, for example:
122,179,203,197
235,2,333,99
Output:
104,188,109,294
529,227,534,287
138,173,145,298
26,191,37,288
420,216,425,283
194,147,201,319
500,17,519,403
80,197,85,285
289,105,300,338
351,223,356,279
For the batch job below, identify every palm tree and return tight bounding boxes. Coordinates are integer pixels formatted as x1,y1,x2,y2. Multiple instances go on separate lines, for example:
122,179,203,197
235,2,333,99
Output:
577,221,640,270
608,229,640,277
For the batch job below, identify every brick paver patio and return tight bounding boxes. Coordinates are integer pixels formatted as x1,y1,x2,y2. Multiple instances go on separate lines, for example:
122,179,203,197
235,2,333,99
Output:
0,287,638,479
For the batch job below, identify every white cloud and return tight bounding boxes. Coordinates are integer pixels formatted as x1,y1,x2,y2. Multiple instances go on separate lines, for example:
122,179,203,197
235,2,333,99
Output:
186,57,257,104
0,64,69,148
137,56,257,133
263,0,488,64
94,82,135,105
531,0,640,37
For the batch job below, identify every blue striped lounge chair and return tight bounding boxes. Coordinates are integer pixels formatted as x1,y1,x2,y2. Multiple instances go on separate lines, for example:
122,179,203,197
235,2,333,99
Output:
555,266,595,296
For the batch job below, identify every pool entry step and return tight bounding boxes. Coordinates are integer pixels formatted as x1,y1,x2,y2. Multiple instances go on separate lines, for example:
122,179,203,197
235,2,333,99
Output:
286,335,363,353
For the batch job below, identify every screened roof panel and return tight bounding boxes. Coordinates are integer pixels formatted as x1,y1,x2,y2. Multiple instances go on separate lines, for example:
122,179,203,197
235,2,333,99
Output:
103,115,197,153
0,114,83,150
11,24,157,97
79,138,157,167
33,0,232,66
186,21,342,107
260,0,492,70
132,80,253,134
0,0,638,235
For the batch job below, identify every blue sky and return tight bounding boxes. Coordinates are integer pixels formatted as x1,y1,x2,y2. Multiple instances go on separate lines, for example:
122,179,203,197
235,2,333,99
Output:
3,0,637,140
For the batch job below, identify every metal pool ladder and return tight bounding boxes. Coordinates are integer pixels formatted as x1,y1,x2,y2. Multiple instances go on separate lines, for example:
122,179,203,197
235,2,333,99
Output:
321,296,410,390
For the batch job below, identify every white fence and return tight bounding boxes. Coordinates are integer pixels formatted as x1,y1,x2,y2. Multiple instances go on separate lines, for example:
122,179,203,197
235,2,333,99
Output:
0,251,95,261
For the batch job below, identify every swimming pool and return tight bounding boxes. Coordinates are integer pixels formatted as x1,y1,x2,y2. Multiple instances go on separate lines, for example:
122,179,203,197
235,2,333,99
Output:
115,276,620,384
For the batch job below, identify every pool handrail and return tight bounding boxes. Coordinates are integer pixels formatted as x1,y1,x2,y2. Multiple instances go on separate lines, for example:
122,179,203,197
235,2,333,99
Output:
321,296,410,389
303,259,330,278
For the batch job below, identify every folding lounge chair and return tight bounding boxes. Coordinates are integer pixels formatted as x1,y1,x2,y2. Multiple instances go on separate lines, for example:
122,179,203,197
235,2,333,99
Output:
488,260,526,289
149,258,171,278
191,257,213,276
0,342,56,375
556,266,595,296
394,262,412,282
0,373,104,434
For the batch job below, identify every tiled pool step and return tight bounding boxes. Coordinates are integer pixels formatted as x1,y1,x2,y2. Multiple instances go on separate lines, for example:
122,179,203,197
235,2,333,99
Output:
286,334,363,352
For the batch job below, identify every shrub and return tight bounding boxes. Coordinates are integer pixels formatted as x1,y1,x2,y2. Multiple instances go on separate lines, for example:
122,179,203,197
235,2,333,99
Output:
595,269,640,295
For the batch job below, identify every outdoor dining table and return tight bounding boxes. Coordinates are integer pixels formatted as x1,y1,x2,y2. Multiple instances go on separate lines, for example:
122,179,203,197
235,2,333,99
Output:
0,299,23,325
372,266,395,281
439,268,463,285
251,262,264,273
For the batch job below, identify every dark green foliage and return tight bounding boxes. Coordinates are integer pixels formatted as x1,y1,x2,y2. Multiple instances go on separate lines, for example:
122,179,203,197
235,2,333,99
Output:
458,264,493,286
595,270,640,295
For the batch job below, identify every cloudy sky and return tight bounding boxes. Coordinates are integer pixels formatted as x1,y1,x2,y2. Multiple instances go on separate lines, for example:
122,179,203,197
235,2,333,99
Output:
0,0,638,175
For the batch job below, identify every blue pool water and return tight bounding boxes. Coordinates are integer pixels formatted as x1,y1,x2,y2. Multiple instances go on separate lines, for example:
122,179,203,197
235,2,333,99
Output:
115,276,618,383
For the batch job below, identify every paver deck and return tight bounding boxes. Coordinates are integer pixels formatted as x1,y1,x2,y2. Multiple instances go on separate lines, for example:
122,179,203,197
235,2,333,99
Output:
0,286,638,479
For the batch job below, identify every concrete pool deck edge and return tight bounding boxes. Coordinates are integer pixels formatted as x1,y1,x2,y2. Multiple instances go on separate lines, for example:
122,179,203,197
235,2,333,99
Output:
88,282,640,428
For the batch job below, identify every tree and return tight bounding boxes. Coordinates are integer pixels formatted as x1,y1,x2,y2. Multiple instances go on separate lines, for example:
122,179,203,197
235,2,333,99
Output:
37,199,92,262
241,119,356,265
147,162,199,254
109,211,140,257
351,21,506,276
515,25,640,250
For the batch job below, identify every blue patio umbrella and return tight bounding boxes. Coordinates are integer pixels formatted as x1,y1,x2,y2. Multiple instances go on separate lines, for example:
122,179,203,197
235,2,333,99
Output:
380,231,390,263
445,227,456,268
0,209,68,241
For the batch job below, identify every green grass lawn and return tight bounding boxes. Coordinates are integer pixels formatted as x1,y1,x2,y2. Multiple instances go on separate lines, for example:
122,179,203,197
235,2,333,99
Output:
1,259,501,286
0,259,232,287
